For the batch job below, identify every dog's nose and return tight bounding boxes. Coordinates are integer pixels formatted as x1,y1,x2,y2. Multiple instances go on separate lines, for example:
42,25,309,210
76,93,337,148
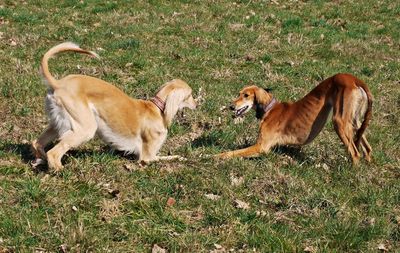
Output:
229,105,235,111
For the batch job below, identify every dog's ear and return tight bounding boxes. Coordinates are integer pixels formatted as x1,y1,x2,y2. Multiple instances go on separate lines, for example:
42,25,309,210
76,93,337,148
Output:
263,87,273,93
254,87,270,105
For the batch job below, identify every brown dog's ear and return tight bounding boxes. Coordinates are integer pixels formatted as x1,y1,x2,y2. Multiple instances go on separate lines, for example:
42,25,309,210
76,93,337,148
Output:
254,87,270,105
263,87,273,93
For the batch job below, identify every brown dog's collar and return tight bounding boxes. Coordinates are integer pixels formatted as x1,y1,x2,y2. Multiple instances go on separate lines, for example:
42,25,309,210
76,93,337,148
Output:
256,98,277,119
263,98,277,114
150,96,165,113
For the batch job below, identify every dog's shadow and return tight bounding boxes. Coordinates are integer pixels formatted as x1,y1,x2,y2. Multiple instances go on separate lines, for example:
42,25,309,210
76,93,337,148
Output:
2,143,138,173
4,137,308,171
191,133,308,164
2,143,34,164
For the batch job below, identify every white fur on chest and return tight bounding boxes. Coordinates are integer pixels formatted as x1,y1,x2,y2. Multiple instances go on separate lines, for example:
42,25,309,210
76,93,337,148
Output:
95,116,141,155
89,104,141,155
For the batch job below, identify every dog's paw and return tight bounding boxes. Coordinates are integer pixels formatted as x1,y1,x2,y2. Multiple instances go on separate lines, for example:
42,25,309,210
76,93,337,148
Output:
214,153,229,159
31,158,46,168
47,161,64,173
138,160,149,167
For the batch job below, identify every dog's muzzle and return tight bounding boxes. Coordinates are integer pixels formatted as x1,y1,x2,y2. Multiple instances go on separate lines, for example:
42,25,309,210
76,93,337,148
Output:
232,105,249,118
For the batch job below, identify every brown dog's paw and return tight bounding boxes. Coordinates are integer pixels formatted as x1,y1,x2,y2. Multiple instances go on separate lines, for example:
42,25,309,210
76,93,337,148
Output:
214,153,229,159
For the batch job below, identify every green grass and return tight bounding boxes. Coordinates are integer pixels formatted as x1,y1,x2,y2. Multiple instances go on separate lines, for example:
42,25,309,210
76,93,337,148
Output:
0,0,399,252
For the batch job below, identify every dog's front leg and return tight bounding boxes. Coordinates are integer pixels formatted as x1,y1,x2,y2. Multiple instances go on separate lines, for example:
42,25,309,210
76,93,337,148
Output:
139,155,186,166
216,144,262,159
156,155,187,161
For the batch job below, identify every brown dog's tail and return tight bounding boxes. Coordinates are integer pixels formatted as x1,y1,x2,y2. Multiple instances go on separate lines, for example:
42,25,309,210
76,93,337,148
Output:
354,77,373,148
41,42,99,90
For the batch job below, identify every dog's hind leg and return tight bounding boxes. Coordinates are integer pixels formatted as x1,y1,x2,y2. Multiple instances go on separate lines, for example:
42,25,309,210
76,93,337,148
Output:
31,125,58,167
360,135,372,162
352,88,372,162
46,125,96,171
46,102,97,171
333,90,361,165
333,117,360,164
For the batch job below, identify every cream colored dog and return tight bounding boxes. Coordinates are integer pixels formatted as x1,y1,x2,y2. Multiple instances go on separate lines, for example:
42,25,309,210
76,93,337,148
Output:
32,42,196,171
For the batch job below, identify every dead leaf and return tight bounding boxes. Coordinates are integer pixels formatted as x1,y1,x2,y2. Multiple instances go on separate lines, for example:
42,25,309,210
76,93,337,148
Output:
152,244,167,253
166,197,176,207
100,199,121,222
172,11,182,17
204,193,221,201
59,244,68,253
256,210,267,217
214,244,223,249
230,175,244,187
108,189,120,198
234,199,250,210
194,87,205,106
0,247,12,253
377,243,389,252
244,54,255,61
210,243,226,253
228,23,245,31
304,245,316,253
124,163,139,172
9,39,18,46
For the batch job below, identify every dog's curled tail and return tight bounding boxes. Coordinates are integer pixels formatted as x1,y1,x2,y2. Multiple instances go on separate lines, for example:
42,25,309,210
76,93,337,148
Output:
354,78,373,148
41,42,99,90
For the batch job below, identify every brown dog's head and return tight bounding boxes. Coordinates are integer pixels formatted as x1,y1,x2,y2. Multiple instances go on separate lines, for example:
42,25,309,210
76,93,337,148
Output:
230,85,273,118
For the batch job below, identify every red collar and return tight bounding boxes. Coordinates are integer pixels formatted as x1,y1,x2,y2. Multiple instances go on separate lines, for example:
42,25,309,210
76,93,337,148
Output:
150,96,165,113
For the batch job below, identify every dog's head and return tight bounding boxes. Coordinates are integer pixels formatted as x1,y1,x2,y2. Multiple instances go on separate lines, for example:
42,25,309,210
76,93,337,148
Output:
157,79,196,125
162,79,196,109
230,85,274,118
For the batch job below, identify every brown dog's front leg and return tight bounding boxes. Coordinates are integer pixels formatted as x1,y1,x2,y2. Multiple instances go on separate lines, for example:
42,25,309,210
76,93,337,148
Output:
216,144,262,159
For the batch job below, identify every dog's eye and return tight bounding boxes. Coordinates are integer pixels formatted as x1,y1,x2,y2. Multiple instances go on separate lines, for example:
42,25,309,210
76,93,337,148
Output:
244,94,249,98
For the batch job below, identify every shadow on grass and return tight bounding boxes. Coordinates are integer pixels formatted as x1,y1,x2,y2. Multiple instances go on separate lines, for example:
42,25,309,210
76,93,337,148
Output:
2,143,34,164
2,142,138,173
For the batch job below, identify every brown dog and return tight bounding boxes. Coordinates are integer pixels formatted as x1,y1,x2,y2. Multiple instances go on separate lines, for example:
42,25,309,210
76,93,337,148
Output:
217,73,372,165
32,42,196,171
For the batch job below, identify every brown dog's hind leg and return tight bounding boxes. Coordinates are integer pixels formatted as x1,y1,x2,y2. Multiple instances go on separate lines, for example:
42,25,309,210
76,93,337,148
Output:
333,113,361,165
360,135,372,162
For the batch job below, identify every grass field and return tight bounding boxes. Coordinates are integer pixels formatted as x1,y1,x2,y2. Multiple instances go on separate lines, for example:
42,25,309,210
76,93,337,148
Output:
1,0,399,252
